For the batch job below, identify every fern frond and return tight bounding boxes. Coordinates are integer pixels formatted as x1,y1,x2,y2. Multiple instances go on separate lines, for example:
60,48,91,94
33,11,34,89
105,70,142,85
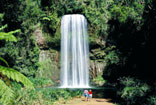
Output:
0,24,7,31
0,79,14,105
0,66,34,89
0,57,9,67
0,32,18,42
8,29,21,35
0,25,21,42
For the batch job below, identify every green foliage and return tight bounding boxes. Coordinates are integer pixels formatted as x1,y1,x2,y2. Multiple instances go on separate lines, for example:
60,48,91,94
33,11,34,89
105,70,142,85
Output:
114,103,120,105
105,50,120,65
37,59,53,76
0,0,40,77
0,24,7,31
41,11,60,33
30,77,53,88
0,57,9,67
40,0,112,40
43,25,61,49
110,0,145,30
0,39,39,77
0,66,34,88
13,88,81,105
0,25,20,42
0,13,4,22
42,89,70,102
90,48,105,60
0,25,34,105
37,52,60,85
0,79,14,105
84,0,112,38
118,77,150,105
0,62,34,105
0,31,18,42
93,75,106,86
146,96,156,105
14,89,46,105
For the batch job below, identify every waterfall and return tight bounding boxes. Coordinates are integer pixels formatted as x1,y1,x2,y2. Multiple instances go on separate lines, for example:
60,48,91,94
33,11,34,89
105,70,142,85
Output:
60,14,89,88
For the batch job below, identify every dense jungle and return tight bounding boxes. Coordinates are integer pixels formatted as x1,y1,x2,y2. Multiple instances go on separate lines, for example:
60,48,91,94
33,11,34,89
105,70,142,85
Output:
0,0,155,105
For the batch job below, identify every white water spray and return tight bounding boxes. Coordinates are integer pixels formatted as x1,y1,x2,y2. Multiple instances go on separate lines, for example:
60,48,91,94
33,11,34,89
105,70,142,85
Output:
60,14,89,88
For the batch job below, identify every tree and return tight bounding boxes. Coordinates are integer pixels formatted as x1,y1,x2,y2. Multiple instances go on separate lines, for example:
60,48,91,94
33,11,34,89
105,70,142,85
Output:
0,25,34,105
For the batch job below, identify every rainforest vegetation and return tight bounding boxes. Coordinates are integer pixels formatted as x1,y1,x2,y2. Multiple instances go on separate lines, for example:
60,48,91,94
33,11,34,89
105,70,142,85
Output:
0,0,155,105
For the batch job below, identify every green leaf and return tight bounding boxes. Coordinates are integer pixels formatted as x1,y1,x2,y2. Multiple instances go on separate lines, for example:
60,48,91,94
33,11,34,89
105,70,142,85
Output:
0,57,9,67
0,24,7,31
0,79,14,105
0,25,21,42
0,66,34,89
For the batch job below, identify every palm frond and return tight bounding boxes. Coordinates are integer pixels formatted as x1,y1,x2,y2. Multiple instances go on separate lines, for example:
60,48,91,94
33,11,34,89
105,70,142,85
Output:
0,66,34,89
0,79,14,105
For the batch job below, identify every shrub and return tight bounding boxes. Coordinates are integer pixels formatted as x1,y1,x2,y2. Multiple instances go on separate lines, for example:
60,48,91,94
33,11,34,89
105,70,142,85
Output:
146,96,156,105
118,77,150,105
13,88,81,105
93,75,106,86
30,77,53,88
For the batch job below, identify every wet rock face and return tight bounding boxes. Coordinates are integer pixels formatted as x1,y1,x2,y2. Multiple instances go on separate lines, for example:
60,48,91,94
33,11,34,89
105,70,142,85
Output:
89,37,106,86
39,50,51,62
39,50,59,65
38,50,60,85
34,28,60,86
89,46,106,77
90,60,106,78
34,28,48,49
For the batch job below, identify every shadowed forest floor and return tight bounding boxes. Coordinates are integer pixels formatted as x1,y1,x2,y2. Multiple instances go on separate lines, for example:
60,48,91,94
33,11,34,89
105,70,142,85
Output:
55,97,115,105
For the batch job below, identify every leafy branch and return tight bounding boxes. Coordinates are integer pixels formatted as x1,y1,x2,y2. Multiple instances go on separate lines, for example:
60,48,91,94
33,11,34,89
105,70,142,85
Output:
0,25,34,105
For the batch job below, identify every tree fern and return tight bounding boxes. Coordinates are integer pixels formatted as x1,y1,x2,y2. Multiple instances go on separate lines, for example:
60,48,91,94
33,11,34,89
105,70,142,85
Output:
0,24,20,42
0,79,14,105
0,66,34,88
0,66,34,104
0,24,7,31
0,25,34,104
0,31,19,42
0,57,9,67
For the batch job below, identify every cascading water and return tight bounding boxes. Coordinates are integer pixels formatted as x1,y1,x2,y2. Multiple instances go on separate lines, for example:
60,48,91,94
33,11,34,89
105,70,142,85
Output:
60,14,89,88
